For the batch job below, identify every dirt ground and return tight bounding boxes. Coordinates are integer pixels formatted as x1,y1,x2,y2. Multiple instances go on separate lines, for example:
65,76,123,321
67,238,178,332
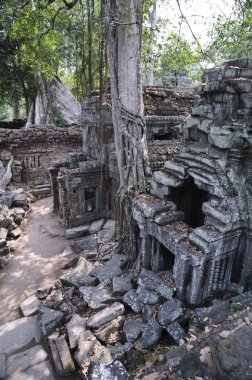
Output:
0,197,75,325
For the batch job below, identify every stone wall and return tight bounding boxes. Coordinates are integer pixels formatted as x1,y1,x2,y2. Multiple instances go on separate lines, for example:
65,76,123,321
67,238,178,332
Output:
0,125,83,184
133,59,252,305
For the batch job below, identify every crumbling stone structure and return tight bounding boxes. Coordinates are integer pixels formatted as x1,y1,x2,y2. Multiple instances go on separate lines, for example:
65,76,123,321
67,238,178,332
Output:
0,125,82,186
133,59,252,305
51,88,198,227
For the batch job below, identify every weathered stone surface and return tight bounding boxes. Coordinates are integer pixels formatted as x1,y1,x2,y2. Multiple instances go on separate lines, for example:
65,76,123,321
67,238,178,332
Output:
194,299,229,326
73,235,98,252
72,257,94,276
123,320,145,343
20,295,40,317
142,305,155,321
87,302,125,329
74,331,112,369
79,284,115,310
97,228,115,244
140,319,163,349
94,316,125,343
112,276,133,296
89,219,105,234
0,239,7,249
91,254,128,282
0,316,41,355
123,290,144,313
8,360,55,380
0,228,8,239
12,193,27,207
12,207,26,216
211,324,252,380
50,335,75,376
158,298,183,326
166,321,186,344
136,286,160,305
88,361,130,380
6,345,48,377
8,227,22,238
138,269,174,299
38,306,64,336
65,224,90,239
0,354,6,380
66,314,87,349
103,219,116,230
61,273,98,288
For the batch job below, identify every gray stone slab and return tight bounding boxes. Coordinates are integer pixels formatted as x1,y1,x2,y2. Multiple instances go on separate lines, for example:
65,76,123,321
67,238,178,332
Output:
140,319,163,349
0,228,8,239
103,219,116,230
158,298,183,326
112,276,133,296
88,361,130,380
0,354,6,380
73,235,98,252
0,316,41,355
61,273,98,288
89,219,105,234
138,269,174,299
94,316,125,344
65,224,90,239
50,335,75,376
123,290,144,313
38,306,64,336
66,314,87,349
97,229,115,244
6,345,47,376
166,321,186,344
79,285,115,310
123,320,145,343
91,254,128,282
8,360,55,380
87,302,125,329
20,295,40,317
142,305,155,321
136,286,160,305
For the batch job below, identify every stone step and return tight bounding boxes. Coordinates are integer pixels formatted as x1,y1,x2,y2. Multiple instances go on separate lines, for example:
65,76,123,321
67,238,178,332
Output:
163,161,189,179
189,225,222,254
202,202,232,225
154,210,184,225
152,170,184,188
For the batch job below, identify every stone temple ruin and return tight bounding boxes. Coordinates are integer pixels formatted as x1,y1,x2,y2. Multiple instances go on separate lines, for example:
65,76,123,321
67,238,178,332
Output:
50,87,198,228
133,59,252,305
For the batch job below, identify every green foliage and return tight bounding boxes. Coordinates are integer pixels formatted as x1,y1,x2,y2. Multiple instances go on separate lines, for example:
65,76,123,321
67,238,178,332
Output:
229,301,242,315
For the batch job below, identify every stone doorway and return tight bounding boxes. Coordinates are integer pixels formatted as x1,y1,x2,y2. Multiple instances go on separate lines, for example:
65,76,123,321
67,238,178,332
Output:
152,238,175,272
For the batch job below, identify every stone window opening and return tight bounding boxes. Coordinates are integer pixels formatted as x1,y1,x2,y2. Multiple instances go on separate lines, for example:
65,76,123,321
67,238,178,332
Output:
231,231,247,284
153,131,172,141
23,155,40,169
84,187,96,213
169,178,208,229
152,238,175,272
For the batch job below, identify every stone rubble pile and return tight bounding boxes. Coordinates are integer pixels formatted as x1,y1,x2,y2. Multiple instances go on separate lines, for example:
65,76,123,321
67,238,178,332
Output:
6,237,252,379
0,188,29,268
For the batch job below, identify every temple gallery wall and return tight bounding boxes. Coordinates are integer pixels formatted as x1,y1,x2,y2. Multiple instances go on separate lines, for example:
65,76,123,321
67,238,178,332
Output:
0,59,251,305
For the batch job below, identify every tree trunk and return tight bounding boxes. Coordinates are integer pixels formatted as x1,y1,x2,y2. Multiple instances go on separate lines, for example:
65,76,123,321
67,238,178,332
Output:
146,1,156,85
104,0,150,257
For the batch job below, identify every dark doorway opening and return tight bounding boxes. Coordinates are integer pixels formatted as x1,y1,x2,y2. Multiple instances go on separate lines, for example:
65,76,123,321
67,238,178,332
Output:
169,178,208,229
152,238,175,272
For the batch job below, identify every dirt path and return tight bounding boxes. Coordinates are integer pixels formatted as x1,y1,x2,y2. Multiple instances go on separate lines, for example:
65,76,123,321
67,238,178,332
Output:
0,197,74,325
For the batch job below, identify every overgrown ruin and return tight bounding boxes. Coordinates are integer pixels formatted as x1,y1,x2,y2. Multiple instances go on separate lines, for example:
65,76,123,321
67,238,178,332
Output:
133,59,252,305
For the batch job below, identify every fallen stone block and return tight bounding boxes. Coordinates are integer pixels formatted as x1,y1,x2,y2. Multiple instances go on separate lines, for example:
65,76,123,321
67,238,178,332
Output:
166,321,186,344
136,286,160,305
88,361,130,380
0,354,6,380
60,273,98,288
194,299,229,327
94,316,125,344
73,257,94,275
20,295,40,317
140,319,163,349
74,331,112,370
0,239,7,249
0,316,41,355
142,305,155,321
79,284,115,310
73,235,98,252
112,276,133,296
123,320,145,343
6,345,47,377
32,188,51,197
8,227,22,239
123,290,144,313
12,193,27,207
0,217,12,229
97,228,115,244
158,298,183,326
0,228,8,239
87,302,125,329
103,219,116,230
91,254,128,282
138,269,174,299
66,314,87,349
38,306,64,336
50,335,75,376
65,225,90,239
89,219,105,234
12,207,26,217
